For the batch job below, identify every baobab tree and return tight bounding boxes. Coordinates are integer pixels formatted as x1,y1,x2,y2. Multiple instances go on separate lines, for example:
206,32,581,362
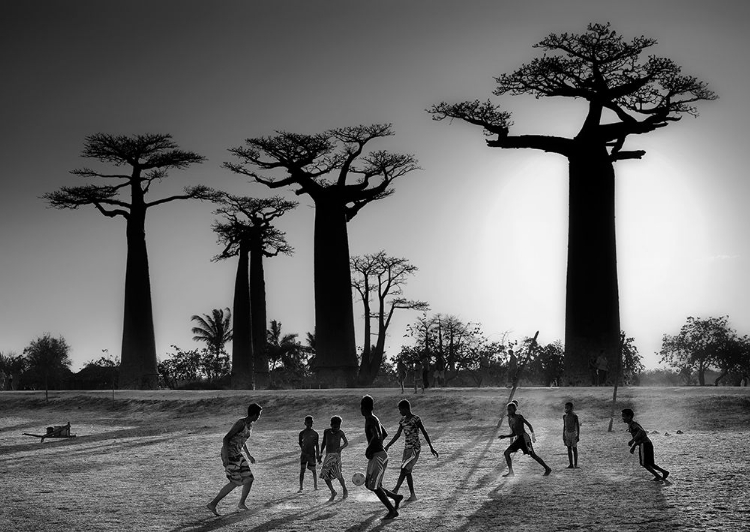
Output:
43,133,208,389
351,251,429,385
212,194,296,389
429,22,716,384
224,124,419,387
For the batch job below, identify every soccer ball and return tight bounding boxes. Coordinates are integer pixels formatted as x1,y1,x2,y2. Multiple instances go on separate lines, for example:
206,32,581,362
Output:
352,472,366,486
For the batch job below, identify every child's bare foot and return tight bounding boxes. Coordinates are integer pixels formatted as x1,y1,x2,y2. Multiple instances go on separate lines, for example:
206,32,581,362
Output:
651,477,663,481
544,468,552,476
382,510,399,520
237,502,249,510
393,493,404,510
567,464,575,469
662,471,670,480
342,489,348,499
328,491,337,501
206,503,220,516
297,488,303,493
502,471,514,477
406,493,417,502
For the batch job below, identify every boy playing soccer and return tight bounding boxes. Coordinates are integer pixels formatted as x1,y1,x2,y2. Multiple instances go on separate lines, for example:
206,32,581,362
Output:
361,395,403,520
319,415,349,501
621,408,670,481
498,402,552,477
384,399,439,502
562,402,580,468
298,415,320,492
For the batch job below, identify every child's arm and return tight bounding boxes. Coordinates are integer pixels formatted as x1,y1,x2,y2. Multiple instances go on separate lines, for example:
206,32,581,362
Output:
523,417,536,443
575,415,580,441
315,433,321,463
339,432,349,453
384,424,403,451
418,421,439,458
243,442,255,464
298,430,304,449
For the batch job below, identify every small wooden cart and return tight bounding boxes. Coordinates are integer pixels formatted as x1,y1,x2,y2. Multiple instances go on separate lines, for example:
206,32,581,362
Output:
23,422,76,442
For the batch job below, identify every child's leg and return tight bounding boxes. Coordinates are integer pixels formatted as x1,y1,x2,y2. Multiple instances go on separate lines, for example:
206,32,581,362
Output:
237,479,253,509
207,482,237,514
299,464,305,491
531,452,552,475
567,446,574,467
503,448,514,476
573,447,578,467
311,466,318,489
652,464,669,479
338,476,348,498
373,487,396,513
393,469,407,492
325,479,337,500
381,486,403,510
405,472,416,499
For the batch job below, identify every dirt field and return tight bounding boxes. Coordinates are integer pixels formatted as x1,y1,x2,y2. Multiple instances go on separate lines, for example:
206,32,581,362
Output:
1,386,748,532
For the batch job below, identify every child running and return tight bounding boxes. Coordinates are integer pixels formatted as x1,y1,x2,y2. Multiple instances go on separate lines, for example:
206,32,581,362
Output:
384,399,439,502
621,408,670,481
361,394,403,520
319,415,349,501
298,415,320,492
562,401,580,468
207,403,262,516
498,402,552,477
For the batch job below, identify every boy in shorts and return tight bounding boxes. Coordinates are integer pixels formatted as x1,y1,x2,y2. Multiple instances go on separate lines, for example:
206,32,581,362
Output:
319,415,349,501
298,415,320,492
621,408,670,481
562,402,580,468
361,395,403,519
384,399,439,501
498,402,552,477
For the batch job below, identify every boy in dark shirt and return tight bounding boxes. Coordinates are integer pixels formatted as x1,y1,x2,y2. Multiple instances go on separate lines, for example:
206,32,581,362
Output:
621,408,670,481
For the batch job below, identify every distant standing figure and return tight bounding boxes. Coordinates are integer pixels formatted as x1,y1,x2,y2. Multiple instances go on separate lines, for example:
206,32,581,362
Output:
0,372,5,391
207,403,262,516
319,415,349,501
562,402,580,468
588,354,598,385
413,359,424,394
422,356,430,389
361,395,403,520
433,354,445,387
621,408,670,481
298,415,320,492
7,373,13,391
396,359,407,394
595,352,609,386
498,402,551,477
384,399,439,501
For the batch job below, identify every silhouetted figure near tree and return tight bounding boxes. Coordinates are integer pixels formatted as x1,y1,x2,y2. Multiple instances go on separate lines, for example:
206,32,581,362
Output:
225,125,419,387
44,133,209,389
429,22,716,385
212,194,296,389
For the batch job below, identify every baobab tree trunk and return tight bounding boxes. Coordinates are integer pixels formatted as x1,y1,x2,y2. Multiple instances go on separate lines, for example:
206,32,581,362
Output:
119,211,159,389
313,200,358,387
249,236,269,389
231,244,254,389
563,147,621,385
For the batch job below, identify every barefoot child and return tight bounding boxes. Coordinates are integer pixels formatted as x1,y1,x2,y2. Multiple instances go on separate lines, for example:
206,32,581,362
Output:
498,402,552,477
298,415,320,492
207,403,262,516
361,395,403,520
562,401,580,468
319,415,349,501
621,408,670,481
384,399,439,501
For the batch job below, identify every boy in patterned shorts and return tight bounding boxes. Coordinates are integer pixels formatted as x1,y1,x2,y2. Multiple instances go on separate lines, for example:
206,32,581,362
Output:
622,408,670,481
319,415,349,500
384,399,439,501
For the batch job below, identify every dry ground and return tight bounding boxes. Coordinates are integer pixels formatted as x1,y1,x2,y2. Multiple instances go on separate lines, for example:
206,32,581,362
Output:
1,386,748,532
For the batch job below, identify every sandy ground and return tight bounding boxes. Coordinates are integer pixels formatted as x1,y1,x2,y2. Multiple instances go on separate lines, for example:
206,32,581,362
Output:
1,387,748,532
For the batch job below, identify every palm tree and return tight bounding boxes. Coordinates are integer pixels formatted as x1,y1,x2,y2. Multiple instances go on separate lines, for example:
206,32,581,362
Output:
191,308,233,356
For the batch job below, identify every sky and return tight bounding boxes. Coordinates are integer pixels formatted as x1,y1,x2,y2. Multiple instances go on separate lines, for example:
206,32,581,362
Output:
2,0,749,372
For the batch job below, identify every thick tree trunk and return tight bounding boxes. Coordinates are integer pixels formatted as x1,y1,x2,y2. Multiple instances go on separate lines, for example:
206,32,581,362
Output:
119,211,159,389
356,297,373,385
231,243,253,389
313,200,358,387
249,235,269,389
563,147,621,385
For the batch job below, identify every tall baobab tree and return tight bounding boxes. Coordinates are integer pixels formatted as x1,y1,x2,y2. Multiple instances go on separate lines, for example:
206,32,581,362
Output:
429,22,716,384
351,251,429,385
43,133,208,389
212,194,296,389
224,124,419,387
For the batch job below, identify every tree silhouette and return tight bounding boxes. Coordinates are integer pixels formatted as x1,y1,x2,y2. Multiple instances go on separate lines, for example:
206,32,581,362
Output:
212,194,296,389
429,22,716,384
43,133,208,389
351,251,429,385
191,308,233,356
224,124,419,387
23,333,72,399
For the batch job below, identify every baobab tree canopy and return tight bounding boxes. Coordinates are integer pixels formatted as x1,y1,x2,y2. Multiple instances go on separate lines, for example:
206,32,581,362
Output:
225,124,419,387
429,22,716,384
